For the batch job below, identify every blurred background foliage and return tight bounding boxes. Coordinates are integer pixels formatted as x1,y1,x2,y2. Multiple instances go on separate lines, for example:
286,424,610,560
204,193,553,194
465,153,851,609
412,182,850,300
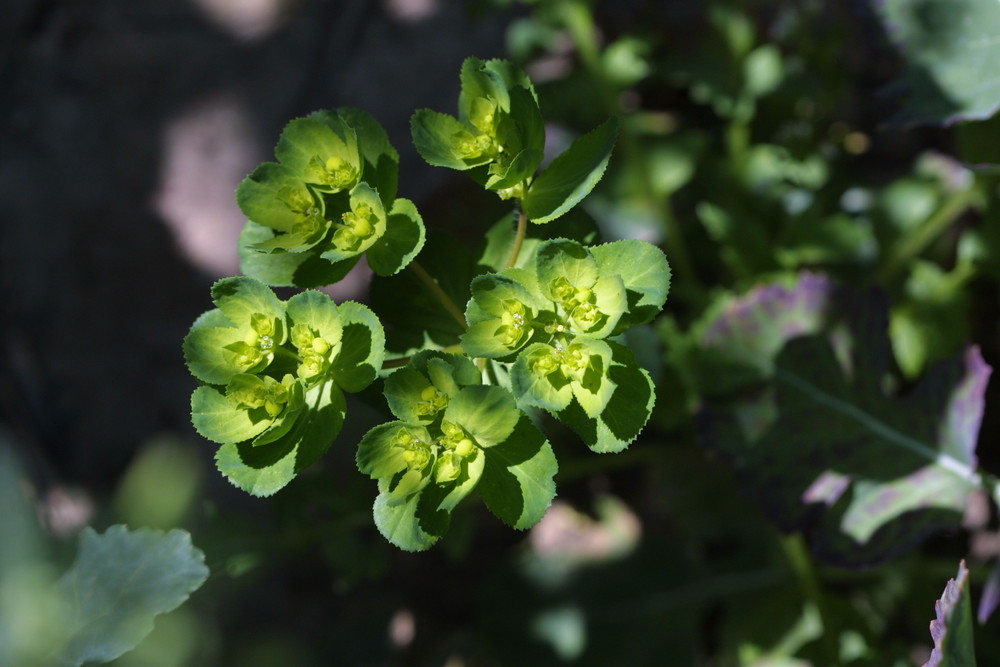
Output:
3,0,1000,664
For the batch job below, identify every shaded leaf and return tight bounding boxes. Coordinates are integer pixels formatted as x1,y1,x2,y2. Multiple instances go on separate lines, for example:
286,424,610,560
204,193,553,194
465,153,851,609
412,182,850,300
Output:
331,301,385,393
878,0,1000,125
56,526,208,666
239,221,359,289
700,280,991,566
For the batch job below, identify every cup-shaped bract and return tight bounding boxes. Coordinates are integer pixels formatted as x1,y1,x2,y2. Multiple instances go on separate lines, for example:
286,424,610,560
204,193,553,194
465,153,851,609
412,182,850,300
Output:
384,352,481,426
320,182,388,263
463,273,543,359
511,337,616,418
237,163,330,253
284,290,345,382
275,116,362,194
183,277,288,385
535,239,627,339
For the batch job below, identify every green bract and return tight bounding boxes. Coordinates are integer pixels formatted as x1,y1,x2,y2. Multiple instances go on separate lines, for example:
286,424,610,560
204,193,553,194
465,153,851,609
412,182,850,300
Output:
357,378,556,551
185,57,671,549
185,278,384,495
236,108,424,288
183,277,286,384
412,58,545,199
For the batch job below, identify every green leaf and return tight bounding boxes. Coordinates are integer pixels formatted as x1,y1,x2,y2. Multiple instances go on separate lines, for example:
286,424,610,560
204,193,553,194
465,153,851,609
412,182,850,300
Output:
480,58,539,102
331,301,385,393
486,147,544,191
878,0,1000,124
190,385,274,444
236,162,324,236
556,342,655,453
357,422,434,487
327,107,400,205
411,109,491,170
445,385,521,448
56,526,208,667
924,560,977,666
523,117,618,224
591,239,671,332
478,414,557,529
366,197,426,276
275,117,360,192
384,352,480,424
239,221,359,288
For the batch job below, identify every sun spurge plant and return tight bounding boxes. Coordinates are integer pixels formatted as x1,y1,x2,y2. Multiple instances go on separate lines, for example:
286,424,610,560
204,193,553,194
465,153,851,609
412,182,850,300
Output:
183,57,671,550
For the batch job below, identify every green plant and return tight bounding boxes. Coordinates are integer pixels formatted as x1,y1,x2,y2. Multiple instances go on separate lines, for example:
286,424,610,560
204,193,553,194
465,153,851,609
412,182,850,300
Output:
182,57,670,551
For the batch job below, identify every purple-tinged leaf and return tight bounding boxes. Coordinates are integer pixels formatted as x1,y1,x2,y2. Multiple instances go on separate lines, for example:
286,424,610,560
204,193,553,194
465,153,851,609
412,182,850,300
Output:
977,557,1000,624
923,560,977,667
699,276,992,566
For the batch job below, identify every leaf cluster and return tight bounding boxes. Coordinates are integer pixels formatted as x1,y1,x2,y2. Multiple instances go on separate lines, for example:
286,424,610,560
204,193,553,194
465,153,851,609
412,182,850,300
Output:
182,57,671,550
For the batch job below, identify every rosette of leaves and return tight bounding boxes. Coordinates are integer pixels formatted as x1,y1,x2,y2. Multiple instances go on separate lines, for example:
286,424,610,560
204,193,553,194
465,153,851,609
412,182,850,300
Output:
238,108,425,287
464,238,670,453
356,352,558,551
184,277,384,495
411,57,617,218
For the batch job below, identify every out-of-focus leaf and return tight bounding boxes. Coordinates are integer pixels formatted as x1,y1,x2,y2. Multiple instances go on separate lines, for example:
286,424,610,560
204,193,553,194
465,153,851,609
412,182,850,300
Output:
700,278,991,566
923,560,977,666
693,272,833,396
56,526,208,666
878,0,1000,125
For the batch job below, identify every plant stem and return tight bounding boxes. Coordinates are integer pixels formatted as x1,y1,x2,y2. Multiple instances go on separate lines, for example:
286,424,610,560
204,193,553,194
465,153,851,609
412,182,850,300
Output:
782,534,841,667
875,187,979,284
381,344,464,371
409,261,467,330
504,208,529,268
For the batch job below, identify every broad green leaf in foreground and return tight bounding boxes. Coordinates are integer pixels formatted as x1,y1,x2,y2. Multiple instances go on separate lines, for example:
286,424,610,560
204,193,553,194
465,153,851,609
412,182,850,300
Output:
556,342,655,454
477,414,557,529
699,278,991,565
923,560,977,667
878,0,1000,125
523,117,619,224
56,526,209,667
